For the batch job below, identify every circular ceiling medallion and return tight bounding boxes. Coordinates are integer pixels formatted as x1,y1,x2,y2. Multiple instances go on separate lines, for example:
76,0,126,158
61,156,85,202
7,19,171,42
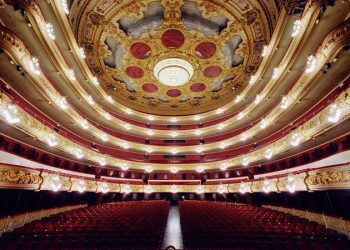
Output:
142,83,158,93
161,29,185,49
190,83,206,92
154,58,194,87
203,66,222,78
126,66,144,78
195,42,217,59
130,42,152,59
166,89,182,97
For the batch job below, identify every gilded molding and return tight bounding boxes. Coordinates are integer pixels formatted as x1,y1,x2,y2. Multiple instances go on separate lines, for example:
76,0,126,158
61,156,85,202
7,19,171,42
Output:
276,173,307,192
0,0,326,144
0,18,349,157
0,167,42,187
1,81,350,171
1,163,350,193
306,166,350,190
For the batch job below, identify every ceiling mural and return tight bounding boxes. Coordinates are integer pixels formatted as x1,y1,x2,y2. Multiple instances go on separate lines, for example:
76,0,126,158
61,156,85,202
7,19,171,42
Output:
77,0,279,115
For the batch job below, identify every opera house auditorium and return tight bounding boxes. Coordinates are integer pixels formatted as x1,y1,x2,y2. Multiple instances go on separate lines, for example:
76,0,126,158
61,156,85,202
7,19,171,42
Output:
0,0,350,249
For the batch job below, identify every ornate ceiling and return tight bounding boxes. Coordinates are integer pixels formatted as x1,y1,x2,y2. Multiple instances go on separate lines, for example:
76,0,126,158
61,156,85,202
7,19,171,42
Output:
0,0,349,186
76,0,279,115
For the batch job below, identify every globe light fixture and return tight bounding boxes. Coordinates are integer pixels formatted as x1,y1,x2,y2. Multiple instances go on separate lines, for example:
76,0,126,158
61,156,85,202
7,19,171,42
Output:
154,58,194,86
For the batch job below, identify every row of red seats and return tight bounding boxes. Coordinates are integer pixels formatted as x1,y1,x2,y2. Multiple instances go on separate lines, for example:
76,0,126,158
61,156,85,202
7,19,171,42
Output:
179,201,349,250
0,200,170,250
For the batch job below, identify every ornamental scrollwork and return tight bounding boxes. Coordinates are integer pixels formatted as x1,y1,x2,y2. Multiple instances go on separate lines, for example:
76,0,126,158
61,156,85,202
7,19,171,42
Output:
0,168,42,185
306,169,350,186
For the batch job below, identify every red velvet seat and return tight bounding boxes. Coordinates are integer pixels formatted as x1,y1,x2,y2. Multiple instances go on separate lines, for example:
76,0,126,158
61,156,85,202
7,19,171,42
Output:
0,201,169,250
179,201,350,250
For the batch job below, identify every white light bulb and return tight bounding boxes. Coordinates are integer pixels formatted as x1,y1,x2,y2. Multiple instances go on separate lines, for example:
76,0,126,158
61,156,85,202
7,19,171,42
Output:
261,45,268,57
196,185,204,194
235,95,242,103
216,108,224,114
47,133,58,147
249,75,256,85
124,124,132,130
75,148,84,159
146,130,154,136
81,119,89,130
291,19,302,37
100,182,109,193
121,163,129,171
291,132,302,147
106,96,114,103
28,57,41,75
305,55,317,73
327,104,342,123
240,133,249,141
51,175,62,192
170,167,179,173
68,69,76,81
170,131,178,138
145,147,153,153
195,130,202,136
46,23,55,40
101,133,108,142
260,118,268,129
237,112,244,120
242,157,250,166
170,185,178,193
77,180,86,193
265,148,274,159
60,0,69,14
280,96,289,109
78,47,86,59
272,67,279,79
145,166,153,173
122,185,132,194
195,146,203,153
217,123,225,130
59,97,68,110
220,163,228,171
217,185,226,194
170,147,178,155
104,113,111,120
239,183,249,194
87,95,95,105
286,174,297,193
99,157,106,166
3,104,20,124
145,185,153,194
262,179,272,193
196,166,204,173
254,95,261,104
193,115,201,121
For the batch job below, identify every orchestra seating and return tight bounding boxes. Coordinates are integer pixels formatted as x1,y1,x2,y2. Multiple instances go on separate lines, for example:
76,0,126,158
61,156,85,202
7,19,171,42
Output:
179,201,350,250
0,200,170,250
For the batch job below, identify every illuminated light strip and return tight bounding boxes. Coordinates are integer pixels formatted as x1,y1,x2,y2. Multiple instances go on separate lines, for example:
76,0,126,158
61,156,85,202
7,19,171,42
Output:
0,5,342,156
0,159,348,194
0,84,349,171
20,13,322,142
1,71,347,158
17,2,322,137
